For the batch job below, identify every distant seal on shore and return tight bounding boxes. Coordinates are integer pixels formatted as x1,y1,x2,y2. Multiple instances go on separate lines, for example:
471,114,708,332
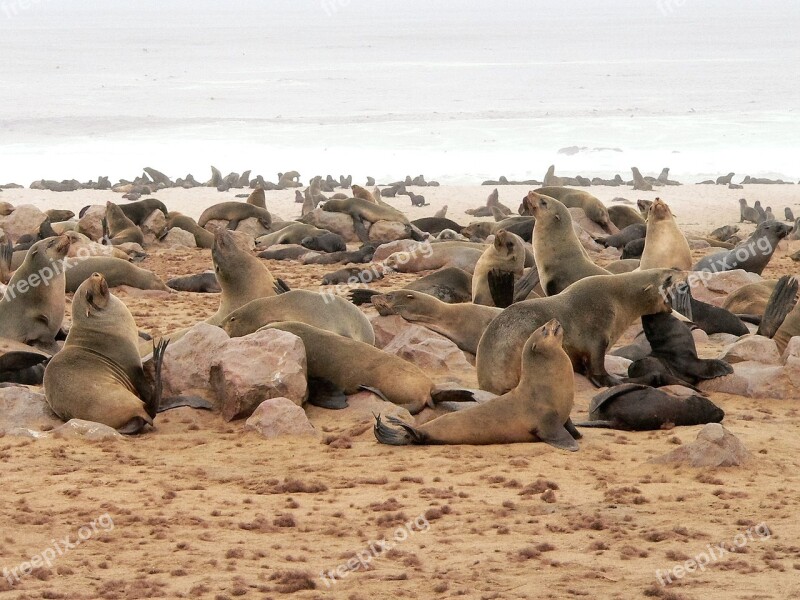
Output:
0,235,71,351
374,319,580,450
220,290,375,344
64,256,171,292
264,321,475,414
692,220,791,275
44,273,167,433
371,290,500,354
524,192,608,296
631,167,653,191
166,271,220,293
472,230,526,307
198,202,272,230
575,384,724,431
477,269,682,392
639,198,692,270
119,198,168,225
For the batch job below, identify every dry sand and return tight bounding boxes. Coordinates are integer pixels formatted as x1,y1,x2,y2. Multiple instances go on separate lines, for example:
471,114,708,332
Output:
1,183,800,599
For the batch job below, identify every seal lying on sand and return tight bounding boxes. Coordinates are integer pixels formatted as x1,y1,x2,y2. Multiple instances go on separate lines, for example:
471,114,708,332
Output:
575,384,724,431
166,271,221,293
374,319,581,450
64,256,170,293
198,202,272,230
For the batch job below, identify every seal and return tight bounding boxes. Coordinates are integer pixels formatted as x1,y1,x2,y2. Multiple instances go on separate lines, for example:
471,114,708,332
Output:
472,230,526,307
627,312,733,386
529,187,615,233
465,188,513,217
105,201,144,245
373,319,580,450
300,232,347,253
604,259,641,274
0,235,71,351
350,266,473,306
301,243,375,265
411,217,463,236
607,205,646,230
321,266,384,285
639,198,692,270
322,197,422,242
692,220,791,274
371,290,500,354
165,212,215,248
221,289,375,344
721,280,777,315
523,191,608,296
246,187,266,208
44,273,167,433
769,276,800,353
64,256,170,293
198,202,272,230
477,268,682,393
0,337,50,384
119,198,168,225
264,321,476,414
670,282,749,335
166,271,221,293
575,383,724,431
257,245,314,261
383,241,483,274
631,167,653,191
595,223,646,249
255,223,327,248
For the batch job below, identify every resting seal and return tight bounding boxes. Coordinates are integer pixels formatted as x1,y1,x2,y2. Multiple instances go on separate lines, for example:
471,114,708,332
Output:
527,187,615,233
349,267,474,306
198,202,272,230
374,319,580,450
64,256,170,293
166,271,221,293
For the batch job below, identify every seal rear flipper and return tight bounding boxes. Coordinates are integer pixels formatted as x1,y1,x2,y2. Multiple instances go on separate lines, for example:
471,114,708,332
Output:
139,338,169,418
307,377,348,410
572,420,617,429
273,278,291,295
514,267,541,303
429,387,480,404
564,417,583,439
359,385,390,402
487,269,515,308
157,395,214,412
757,275,798,337
736,314,762,325
118,416,151,435
408,224,428,242
625,372,704,393
373,414,426,445
535,413,579,452
693,359,734,381
348,289,380,305
226,219,240,230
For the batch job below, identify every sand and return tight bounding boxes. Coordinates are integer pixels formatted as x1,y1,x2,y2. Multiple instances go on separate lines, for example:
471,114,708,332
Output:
1,183,800,599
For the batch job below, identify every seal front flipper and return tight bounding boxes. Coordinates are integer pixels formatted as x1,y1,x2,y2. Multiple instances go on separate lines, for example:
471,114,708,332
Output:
352,217,370,243
307,377,348,409
373,414,426,445
534,413,579,452
429,387,480,404
513,267,541,303
670,282,693,321
273,278,291,295
487,269,515,308
348,289,380,306
573,420,617,429
757,275,798,338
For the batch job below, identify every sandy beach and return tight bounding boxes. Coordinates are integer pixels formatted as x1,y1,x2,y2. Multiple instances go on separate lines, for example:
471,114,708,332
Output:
1,181,799,599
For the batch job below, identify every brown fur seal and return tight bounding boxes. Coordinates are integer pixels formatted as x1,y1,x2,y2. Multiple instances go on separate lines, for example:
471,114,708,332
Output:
576,384,724,431
119,198,168,225
106,202,144,246
374,319,580,450
220,290,375,344
165,212,214,248
477,269,682,392
640,198,692,270
246,187,266,208
607,205,646,230
465,188,513,217
524,192,608,296
198,202,272,230
472,230,526,307
0,235,71,351
383,242,483,274
255,223,327,248
166,271,221,293
64,256,170,293
528,186,615,233
692,220,791,275
264,321,476,414
631,167,653,191
371,290,500,354
44,273,164,432
721,280,778,315
350,267,473,306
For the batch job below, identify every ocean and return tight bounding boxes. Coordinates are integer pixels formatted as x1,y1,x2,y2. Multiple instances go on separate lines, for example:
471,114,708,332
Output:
0,0,798,185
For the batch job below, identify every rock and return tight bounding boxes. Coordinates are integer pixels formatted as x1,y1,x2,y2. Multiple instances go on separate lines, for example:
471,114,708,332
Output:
688,238,711,250
571,223,604,252
604,355,632,377
688,269,762,306
52,419,124,440
650,423,750,467
0,387,62,434
700,360,798,399
370,315,412,348
235,217,270,239
568,208,607,237
708,333,740,346
161,323,231,401
162,228,197,248
300,209,358,242
373,240,425,263
245,397,318,438
141,209,167,243
0,204,47,241
719,335,782,365
369,220,409,242
229,230,255,252
306,390,413,435
691,328,709,346
781,336,800,364
77,205,106,241
211,328,307,421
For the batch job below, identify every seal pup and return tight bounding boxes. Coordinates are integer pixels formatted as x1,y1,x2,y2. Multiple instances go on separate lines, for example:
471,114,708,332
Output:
528,187,615,233
220,290,375,344
670,282,749,336
692,220,791,275
264,321,476,414
434,205,448,218
524,191,608,296
575,384,724,431
301,243,375,266
374,319,580,450
350,266,473,306
411,217,463,236
709,224,739,242
0,235,71,351
754,200,767,221
639,198,692,270
44,273,166,433
166,271,221,293
0,337,50,384
595,223,646,249
477,269,682,392
472,230,526,307
371,290,500,354
765,206,776,222
300,232,346,253
785,207,795,222
105,202,144,246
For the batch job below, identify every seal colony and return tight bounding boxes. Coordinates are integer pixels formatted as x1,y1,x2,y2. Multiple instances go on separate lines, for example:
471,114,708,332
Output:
0,173,798,453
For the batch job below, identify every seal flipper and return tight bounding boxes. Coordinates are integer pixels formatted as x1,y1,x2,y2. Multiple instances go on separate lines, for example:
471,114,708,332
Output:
757,275,798,337
138,338,169,419
359,385,390,402
118,416,149,435
307,377,348,409
513,267,541,303
670,282,693,321
573,420,618,429
373,414,426,445
273,278,291,295
535,413,579,452
352,217,371,243
226,219,241,230
564,417,583,439
429,387,479,404
348,289,380,305
157,395,214,412
487,269,515,308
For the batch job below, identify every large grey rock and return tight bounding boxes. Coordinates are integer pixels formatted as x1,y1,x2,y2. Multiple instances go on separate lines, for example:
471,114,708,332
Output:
0,204,47,241
245,397,318,438
141,209,167,243
235,217,270,239
161,323,230,401
77,205,106,241
52,419,124,440
0,387,62,434
688,269,762,306
369,220,409,242
650,424,750,467
211,328,307,421
719,335,782,365
699,360,798,399
300,209,358,242
162,228,197,248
